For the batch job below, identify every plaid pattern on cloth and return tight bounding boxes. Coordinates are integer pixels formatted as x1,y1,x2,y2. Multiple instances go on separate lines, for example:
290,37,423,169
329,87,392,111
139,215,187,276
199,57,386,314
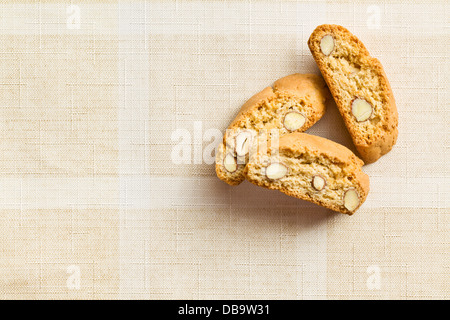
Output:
0,1,448,299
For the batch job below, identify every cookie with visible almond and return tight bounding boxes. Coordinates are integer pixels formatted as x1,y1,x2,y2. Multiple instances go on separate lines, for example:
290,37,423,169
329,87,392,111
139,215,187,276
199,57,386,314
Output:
244,132,370,215
308,24,398,164
216,73,330,186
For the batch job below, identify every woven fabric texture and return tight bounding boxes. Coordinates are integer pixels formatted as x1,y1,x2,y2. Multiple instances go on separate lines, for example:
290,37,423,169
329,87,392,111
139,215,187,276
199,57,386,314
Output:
0,1,448,299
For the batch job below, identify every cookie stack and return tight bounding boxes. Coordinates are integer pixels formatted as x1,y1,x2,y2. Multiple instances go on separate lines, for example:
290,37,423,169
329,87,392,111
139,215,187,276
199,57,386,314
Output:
215,24,398,215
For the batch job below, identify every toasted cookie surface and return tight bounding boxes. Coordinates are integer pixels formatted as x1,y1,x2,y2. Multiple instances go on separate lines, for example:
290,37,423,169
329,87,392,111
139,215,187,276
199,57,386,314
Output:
244,132,370,215
216,73,330,186
308,24,398,164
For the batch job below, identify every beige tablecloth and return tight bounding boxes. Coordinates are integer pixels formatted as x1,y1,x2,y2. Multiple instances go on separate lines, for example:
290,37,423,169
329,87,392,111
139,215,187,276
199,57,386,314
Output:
0,0,448,299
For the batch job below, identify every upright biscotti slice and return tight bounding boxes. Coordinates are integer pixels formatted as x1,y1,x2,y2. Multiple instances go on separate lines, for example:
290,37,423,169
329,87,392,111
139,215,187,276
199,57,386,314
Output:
308,24,398,164
215,73,330,186
244,132,370,215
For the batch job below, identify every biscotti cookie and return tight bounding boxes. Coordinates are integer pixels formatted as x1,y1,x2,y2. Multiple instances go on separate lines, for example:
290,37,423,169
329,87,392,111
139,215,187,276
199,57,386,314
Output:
244,132,370,215
308,24,398,164
215,73,330,186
